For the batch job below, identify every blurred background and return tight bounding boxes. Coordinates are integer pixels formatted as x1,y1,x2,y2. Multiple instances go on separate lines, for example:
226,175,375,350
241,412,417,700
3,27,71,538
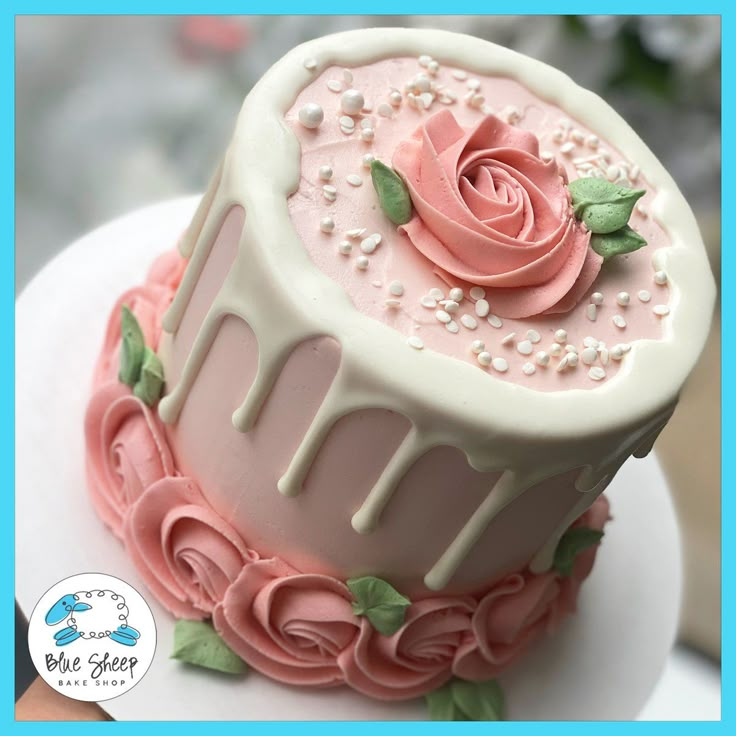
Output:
15,15,721,718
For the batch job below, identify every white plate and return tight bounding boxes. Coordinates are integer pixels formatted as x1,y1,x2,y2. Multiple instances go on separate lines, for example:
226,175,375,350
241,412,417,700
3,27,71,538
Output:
15,197,681,721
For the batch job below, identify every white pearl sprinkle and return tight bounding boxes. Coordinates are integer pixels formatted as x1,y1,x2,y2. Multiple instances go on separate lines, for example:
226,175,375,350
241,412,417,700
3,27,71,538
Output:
637,202,648,217
549,343,563,357
471,340,485,354
298,103,324,129
586,134,599,149
355,255,369,270
492,357,508,373
389,90,403,107
338,241,352,255
461,314,478,330
467,78,481,91
385,299,401,308
556,355,571,372
535,351,550,367
475,299,490,318
587,304,598,322
638,290,652,303
319,165,333,181
320,216,335,233
589,366,606,381
469,286,486,300
360,128,375,142
377,102,394,118
360,117,374,129
477,351,492,367
327,79,343,93
418,54,432,68
560,141,576,155
342,68,353,85
345,228,366,239
360,237,377,254
389,280,404,296
303,58,318,71
522,362,536,376
612,314,627,329
341,89,365,116
567,352,579,367
611,345,625,360
452,69,468,81
526,329,541,344
429,287,444,301
346,174,363,187
654,270,668,285
439,300,457,314
599,348,610,366
322,184,337,202
428,60,440,75
501,332,517,346
435,310,451,324
583,336,599,349
616,291,631,306
565,344,578,353
591,292,604,305
449,287,464,302
487,314,503,328
420,295,437,309
554,329,568,343
581,347,598,365
339,115,355,130
653,304,671,316
408,336,424,350
446,320,459,334
362,153,375,169
517,340,533,355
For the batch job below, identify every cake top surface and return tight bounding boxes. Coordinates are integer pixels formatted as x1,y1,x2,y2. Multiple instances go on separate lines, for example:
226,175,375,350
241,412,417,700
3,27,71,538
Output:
285,56,672,391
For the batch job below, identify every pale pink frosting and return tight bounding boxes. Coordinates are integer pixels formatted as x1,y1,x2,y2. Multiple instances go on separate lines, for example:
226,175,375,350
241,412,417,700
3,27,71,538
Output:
453,495,610,680
393,109,600,318
213,557,360,687
124,476,258,618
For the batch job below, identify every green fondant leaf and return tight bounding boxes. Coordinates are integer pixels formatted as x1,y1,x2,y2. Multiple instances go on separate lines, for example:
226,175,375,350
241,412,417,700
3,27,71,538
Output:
370,160,412,226
118,305,145,387
347,576,411,636
553,527,605,577
450,679,505,721
133,347,165,407
171,619,248,675
590,225,648,260
425,683,469,721
568,178,645,234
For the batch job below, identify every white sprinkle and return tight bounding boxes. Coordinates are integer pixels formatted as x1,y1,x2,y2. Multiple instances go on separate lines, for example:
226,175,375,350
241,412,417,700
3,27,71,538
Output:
435,310,451,324
389,280,404,296
360,128,375,142
586,134,599,150
526,329,541,344
346,174,363,187
370,233,382,245
587,304,598,322
346,228,366,239
535,351,550,367
420,295,437,309
501,332,517,346
630,164,641,182
560,141,576,155
522,362,536,376
339,115,355,130
620,343,632,353
360,117,374,129
638,289,652,303
471,340,485,354
565,344,578,353
467,78,481,91
362,153,375,169
452,69,468,81
636,202,648,217
556,355,570,372
371,280,382,288
342,68,353,85
389,90,403,107
581,347,598,365
552,130,565,144
541,150,554,163
653,304,671,316
408,336,424,350
442,300,460,314
303,58,318,71
567,352,579,367
517,340,533,356
419,92,434,110
418,54,432,68
469,286,486,300
327,79,343,93
591,292,604,305
319,165,333,181
429,287,444,300
360,237,377,254
320,216,335,233
492,357,509,373
468,93,485,109
355,255,369,270
606,165,620,182
612,314,627,329
377,102,393,118
589,366,606,381
477,351,492,367
616,291,631,306
449,287,464,302
446,320,459,334
475,299,490,318
428,60,440,75
549,343,563,357
487,314,503,328
599,348,610,366
570,129,584,144
611,345,625,360
654,270,668,285
385,298,401,309
298,103,324,129
554,329,568,343
322,185,337,202
461,314,478,330
338,240,352,255
341,89,365,116
583,336,599,348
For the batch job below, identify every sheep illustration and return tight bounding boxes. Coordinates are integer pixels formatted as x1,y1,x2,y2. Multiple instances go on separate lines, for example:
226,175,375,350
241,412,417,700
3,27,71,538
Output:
45,589,140,647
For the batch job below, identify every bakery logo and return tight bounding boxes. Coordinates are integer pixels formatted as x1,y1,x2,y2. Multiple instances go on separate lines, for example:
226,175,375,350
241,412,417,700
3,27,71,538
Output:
27,573,156,702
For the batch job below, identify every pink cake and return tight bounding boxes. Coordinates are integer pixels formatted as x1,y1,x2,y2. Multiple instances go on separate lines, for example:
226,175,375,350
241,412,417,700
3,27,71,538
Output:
84,29,714,717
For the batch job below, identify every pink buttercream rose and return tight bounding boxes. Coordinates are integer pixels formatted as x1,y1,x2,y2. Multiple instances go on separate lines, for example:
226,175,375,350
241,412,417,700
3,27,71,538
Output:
124,477,257,618
453,495,610,680
213,558,360,687
339,596,475,701
84,381,175,537
392,109,601,318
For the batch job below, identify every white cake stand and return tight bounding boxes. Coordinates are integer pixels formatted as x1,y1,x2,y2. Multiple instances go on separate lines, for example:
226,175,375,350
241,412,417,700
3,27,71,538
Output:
15,197,682,721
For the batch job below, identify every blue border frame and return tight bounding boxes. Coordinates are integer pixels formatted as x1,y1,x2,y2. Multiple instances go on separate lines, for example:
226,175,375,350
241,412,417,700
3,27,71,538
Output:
6,4,730,732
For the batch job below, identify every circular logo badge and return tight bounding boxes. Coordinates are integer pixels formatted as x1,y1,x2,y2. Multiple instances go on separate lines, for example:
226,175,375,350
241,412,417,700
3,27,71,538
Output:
27,572,157,702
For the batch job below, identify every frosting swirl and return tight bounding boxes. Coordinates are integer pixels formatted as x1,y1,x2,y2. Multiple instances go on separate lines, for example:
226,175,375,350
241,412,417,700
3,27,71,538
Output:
393,109,601,318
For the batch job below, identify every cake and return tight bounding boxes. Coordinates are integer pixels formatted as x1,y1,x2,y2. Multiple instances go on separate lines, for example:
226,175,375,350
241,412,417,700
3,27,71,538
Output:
84,28,715,718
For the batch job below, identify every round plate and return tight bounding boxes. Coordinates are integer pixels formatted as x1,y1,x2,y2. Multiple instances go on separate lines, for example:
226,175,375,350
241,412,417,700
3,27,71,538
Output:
15,197,681,720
